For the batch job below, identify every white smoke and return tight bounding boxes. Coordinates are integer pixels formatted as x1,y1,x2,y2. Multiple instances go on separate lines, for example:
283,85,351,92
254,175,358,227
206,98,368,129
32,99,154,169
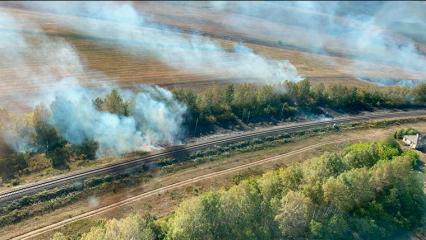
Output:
20,1,302,84
201,1,426,85
48,79,186,156
0,10,186,156
0,10,85,105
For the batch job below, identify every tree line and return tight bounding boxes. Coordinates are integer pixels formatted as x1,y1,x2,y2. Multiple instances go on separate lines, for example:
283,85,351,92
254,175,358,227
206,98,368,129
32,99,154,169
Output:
173,80,426,135
1,80,426,181
52,137,426,240
0,90,128,181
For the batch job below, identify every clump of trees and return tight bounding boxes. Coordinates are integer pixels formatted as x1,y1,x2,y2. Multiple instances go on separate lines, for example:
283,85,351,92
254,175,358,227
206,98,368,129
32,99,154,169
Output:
394,127,420,139
52,214,160,240
52,138,426,240
0,107,100,181
174,80,426,136
51,214,160,240
93,89,130,116
31,105,100,166
0,89,134,181
413,83,426,105
0,152,29,182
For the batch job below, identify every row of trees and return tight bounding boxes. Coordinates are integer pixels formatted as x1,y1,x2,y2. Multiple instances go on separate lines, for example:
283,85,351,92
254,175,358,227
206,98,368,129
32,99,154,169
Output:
52,137,426,240
0,89,142,181
173,80,426,135
1,80,426,180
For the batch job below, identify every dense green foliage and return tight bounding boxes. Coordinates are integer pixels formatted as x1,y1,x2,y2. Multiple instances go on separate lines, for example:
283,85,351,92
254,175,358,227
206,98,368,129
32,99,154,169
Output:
53,138,426,240
394,127,420,139
52,214,160,240
173,80,426,135
163,139,424,240
0,152,29,181
93,89,130,116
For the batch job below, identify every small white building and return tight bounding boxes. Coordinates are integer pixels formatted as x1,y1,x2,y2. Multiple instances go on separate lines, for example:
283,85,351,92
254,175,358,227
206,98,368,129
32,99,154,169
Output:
402,134,424,149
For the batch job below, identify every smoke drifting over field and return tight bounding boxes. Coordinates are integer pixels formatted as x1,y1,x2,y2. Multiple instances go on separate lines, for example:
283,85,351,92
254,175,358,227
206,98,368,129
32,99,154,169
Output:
207,1,426,81
24,1,425,85
0,11,186,156
0,11,85,103
2,1,425,157
0,2,304,157
22,1,302,84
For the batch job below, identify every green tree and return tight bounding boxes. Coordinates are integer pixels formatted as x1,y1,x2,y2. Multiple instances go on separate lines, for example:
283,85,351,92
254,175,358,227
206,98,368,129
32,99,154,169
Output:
413,83,426,105
309,213,351,240
323,168,374,212
75,139,98,160
0,152,29,181
343,142,380,169
80,214,158,240
50,232,69,240
295,79,314,109
167,192,224,240
31,105,70,168
312,82,328,106
221,180,280,239
231,84,258,121
94,89,130,116
275,191,312,239
47,144,71,168
302,153,347,203
173,88,199,134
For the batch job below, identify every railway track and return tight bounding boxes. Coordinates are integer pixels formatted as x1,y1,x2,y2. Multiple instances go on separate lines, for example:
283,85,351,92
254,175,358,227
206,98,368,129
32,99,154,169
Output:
0,109,425,203
10,137,358,240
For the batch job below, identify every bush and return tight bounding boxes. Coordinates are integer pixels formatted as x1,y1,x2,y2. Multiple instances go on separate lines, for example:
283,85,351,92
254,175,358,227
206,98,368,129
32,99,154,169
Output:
47,145,71,168
394,127,420,139
75,140,98,160
0,152,29,180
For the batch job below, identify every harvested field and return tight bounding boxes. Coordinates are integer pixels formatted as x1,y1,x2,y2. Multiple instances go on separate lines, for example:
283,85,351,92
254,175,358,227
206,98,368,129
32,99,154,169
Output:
0,2,424,106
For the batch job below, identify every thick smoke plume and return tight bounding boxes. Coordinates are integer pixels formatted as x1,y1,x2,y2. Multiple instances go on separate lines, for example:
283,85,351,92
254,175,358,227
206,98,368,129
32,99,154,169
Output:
48,80,186,156
21,1,302,84
0,10,186,156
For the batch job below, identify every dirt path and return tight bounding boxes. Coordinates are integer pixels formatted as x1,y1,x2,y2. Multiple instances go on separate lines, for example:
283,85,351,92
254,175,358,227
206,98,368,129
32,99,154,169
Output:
5,121,426,240
10,138,359,240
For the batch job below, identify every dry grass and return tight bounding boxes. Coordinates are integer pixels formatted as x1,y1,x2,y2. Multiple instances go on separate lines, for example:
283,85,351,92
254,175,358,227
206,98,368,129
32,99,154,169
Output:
0,3,424,105
134,2,426,80
3,121,426,240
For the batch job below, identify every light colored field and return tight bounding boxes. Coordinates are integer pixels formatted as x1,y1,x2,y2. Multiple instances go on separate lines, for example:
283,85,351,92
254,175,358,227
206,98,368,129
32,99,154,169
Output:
0,2,424,106
134,2,426,80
